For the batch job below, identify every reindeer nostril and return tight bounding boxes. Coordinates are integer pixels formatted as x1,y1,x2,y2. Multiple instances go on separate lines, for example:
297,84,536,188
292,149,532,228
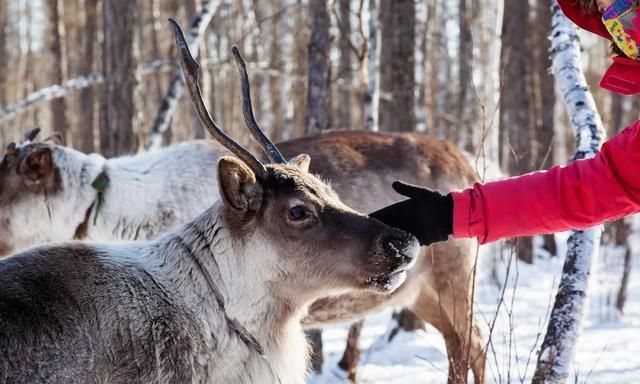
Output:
383,231,419,262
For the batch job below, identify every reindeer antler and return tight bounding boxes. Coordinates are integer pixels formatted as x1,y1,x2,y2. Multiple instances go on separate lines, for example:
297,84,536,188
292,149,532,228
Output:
231,47,286,164
168,19,268,179
22,128,41,144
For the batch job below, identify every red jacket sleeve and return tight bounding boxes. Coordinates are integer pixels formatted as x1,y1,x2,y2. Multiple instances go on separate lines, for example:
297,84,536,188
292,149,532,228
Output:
452,121,640,244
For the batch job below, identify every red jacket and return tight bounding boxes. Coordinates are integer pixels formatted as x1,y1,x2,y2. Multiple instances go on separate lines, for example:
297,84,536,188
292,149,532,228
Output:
452,121,640,244
558,0,640,95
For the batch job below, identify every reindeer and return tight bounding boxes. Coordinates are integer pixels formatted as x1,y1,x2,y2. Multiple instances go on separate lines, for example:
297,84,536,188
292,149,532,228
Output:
0,126,230,257
0,21,420,384
0,133,485,384
0,40,485,384
277,133,486,384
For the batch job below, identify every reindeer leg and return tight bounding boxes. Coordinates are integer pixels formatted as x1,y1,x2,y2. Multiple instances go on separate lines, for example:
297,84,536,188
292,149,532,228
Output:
411,295,467,384
469,322,486,384
411,285,485,384
306,329,324,373
337,320,364,382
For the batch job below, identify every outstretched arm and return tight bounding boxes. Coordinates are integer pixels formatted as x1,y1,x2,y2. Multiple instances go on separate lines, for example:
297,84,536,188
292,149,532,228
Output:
453,121,640,244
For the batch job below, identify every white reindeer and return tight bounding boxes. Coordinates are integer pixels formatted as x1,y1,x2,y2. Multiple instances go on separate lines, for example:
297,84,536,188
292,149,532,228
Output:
0,21,419,384
0,126,228,256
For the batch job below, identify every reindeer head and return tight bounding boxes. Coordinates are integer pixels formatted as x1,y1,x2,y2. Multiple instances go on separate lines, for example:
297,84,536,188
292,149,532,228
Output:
170,20,419,300
0,130,97,256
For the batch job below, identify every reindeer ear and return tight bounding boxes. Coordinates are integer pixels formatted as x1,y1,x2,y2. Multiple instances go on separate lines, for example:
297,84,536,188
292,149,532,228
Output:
43,132,65,146
218,156,263,212
19,147,54,183
288,154,311,173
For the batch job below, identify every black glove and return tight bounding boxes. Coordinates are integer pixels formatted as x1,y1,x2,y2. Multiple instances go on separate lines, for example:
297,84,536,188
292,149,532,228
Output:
369,181,454,246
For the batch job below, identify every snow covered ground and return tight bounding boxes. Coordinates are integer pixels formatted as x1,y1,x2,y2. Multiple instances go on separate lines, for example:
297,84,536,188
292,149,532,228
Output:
309,227,640,384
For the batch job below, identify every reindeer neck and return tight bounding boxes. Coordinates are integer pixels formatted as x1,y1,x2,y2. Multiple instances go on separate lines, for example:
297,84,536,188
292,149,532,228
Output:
44,148,106,242
155,204,309,382
84,143,220,242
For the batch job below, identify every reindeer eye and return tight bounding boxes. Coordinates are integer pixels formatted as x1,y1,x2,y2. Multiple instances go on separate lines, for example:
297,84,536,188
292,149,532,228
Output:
288,206,308,221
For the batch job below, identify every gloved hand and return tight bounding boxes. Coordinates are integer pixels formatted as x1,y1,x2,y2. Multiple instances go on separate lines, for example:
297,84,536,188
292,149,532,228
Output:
369,181,454,246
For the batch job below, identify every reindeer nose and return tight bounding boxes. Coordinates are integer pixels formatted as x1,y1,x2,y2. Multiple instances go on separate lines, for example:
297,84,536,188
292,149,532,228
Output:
382,229,420,266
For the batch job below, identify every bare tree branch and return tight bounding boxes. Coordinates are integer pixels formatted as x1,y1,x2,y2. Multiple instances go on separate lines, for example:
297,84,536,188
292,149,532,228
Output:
145,0,221,151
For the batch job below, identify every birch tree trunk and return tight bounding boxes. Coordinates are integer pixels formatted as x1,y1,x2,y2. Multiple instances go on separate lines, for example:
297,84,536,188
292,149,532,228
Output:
532,2,606,382
145,0,219,150
100,0,139,157
305,0,331,135
364,0,380,131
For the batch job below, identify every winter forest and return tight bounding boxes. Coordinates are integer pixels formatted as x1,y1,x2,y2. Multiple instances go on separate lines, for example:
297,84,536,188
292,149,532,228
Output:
0,0,639,383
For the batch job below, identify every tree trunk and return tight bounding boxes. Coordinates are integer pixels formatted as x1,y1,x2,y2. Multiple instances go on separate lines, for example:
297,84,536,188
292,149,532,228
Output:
100,0,139,157
0,1,8,109
481,0,503,163
364,0,380,131
499,0,534,263
144,0,219,150
615,241,632,314
379,0,415,132
47,0,69,141
291,0,308,139
415,0,427,133
305,0,331,135
425,0,439,135
336,0,352,130
78,0,98,153
532,2,606,382
534,0,556,169
268,0,285,141
458,0,475,151
534,0,557,258
610,97,631,314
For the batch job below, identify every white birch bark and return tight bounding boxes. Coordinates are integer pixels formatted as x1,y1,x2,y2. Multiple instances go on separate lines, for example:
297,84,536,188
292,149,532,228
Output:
481,0,503,164
532,2,606,382
145,0,220,151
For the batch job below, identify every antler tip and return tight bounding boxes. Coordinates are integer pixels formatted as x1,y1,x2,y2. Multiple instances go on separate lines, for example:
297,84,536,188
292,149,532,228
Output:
167,18,179,29
169,18,200,79
23,127,41,142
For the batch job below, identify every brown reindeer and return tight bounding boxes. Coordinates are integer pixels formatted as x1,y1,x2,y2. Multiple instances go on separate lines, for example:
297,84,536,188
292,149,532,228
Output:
275,131,486,384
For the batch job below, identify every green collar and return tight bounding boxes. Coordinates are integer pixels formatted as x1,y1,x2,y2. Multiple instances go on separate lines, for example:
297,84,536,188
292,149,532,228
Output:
90,171,109,226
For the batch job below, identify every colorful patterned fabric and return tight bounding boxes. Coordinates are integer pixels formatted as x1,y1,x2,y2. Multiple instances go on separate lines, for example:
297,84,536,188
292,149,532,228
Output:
602,0,640,59
602,0,634,19
557,0,640,95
